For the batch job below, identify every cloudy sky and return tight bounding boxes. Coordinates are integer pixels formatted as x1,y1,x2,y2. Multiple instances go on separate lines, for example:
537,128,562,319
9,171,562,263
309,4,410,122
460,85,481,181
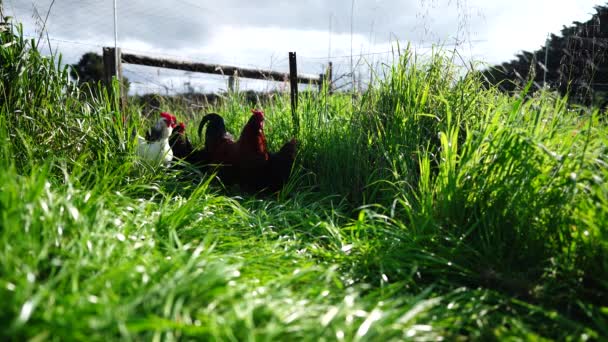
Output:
5,0,605,93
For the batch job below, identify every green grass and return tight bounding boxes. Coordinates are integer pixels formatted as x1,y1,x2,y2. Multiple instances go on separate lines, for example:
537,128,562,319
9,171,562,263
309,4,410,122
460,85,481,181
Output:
1,19,607,340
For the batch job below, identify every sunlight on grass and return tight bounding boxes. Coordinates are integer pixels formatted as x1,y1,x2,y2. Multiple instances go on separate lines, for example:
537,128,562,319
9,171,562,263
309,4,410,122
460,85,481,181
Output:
1,18,606,340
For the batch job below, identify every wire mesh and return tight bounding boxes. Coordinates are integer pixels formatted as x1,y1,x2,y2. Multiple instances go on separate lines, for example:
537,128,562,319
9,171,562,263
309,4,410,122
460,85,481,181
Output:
6,0,603,103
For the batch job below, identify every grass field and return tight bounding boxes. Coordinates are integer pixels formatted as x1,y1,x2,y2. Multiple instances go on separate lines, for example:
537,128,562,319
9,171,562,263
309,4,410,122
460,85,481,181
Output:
1,20,607,340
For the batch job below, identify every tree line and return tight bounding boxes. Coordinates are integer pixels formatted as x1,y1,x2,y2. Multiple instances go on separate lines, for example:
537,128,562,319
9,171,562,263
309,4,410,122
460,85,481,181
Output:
482,4,608,106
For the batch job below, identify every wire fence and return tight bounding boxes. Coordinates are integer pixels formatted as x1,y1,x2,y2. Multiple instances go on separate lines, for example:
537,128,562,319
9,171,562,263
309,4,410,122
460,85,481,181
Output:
6,0,487,96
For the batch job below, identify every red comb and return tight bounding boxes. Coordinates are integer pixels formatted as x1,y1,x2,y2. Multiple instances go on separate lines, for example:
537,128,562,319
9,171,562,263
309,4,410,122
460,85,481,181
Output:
251,109,264,120
160,112,177,128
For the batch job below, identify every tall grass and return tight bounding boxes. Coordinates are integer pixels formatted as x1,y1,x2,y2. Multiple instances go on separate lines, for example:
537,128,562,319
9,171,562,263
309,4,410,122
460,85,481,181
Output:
1,17,607,340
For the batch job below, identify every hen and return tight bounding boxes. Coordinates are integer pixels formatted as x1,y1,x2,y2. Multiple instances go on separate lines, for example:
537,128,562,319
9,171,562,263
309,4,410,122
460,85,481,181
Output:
137,112,177,166
262,138,298,192
232,109,297,192
234,109,271,191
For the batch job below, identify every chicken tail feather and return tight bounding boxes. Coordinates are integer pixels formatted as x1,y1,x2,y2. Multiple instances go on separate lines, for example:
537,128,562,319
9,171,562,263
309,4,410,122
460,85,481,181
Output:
198,113,227,141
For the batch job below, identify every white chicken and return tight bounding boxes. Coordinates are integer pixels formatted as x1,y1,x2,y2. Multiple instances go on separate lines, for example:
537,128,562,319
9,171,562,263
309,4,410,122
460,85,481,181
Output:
137,112,177,166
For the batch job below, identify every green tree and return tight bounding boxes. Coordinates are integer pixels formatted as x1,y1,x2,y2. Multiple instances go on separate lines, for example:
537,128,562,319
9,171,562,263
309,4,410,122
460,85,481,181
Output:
70,52,103,86
70,52,129,93
482,5,608,105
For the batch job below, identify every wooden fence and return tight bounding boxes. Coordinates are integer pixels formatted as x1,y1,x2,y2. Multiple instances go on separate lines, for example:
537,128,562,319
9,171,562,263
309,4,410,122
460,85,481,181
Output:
103,47,333,115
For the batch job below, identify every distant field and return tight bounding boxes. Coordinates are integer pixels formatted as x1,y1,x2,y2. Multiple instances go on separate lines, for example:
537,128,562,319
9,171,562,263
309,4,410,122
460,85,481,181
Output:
1,21,607,340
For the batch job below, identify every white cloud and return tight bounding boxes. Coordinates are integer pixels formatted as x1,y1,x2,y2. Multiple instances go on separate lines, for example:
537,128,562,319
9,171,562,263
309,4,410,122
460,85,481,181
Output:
6,0,606,93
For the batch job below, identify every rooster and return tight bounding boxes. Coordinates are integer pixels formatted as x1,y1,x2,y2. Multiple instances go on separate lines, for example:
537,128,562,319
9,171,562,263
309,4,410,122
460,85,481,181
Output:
197,112,239,184
197,110,297,193
169,122,194,160
197,113,236,162
137,112,177,166
197,110,267,188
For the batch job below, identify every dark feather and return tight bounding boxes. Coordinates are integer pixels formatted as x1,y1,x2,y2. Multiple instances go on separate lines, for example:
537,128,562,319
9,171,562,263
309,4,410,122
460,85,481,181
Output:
197,113,239,185
198,113,234,149
169,127,194,160
145,120,165,142
263,138,298,192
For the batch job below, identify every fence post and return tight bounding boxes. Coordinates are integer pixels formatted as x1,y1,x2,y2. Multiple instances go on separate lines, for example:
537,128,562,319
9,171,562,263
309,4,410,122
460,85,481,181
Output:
369,62,373,89
228,69,239,92
103,47,125,110
327,61,333,95
318,73,324,92
289,51,299,134
228,75,235,92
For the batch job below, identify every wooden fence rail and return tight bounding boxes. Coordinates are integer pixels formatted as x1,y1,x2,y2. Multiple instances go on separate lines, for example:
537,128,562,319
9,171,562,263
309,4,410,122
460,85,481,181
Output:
121,51,322,85
103,47,333,113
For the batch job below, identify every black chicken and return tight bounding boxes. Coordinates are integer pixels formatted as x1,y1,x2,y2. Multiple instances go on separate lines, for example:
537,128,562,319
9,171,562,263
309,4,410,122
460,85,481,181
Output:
197,113,234,152
241,138,297,193
169,122,194,160
264,138,298,192
196,113,239,185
